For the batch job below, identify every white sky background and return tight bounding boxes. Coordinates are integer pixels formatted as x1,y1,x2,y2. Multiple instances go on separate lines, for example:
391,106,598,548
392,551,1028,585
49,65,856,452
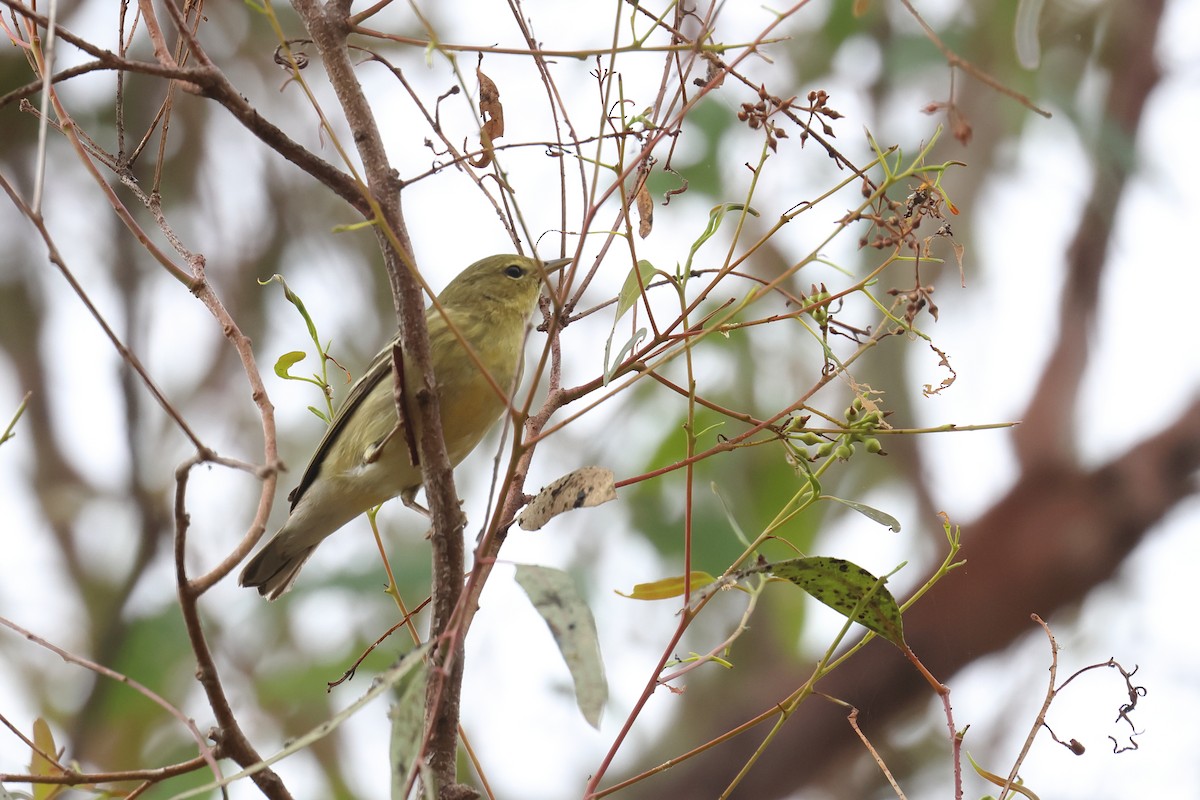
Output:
1,0,1199,799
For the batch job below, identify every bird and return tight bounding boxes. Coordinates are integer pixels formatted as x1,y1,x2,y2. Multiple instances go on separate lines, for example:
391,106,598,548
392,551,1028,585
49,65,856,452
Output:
239,254,570,599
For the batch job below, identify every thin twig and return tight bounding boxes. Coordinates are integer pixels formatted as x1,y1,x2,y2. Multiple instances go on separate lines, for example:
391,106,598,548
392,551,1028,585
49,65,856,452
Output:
0,755,215,789
0,616,222,783
898,0,1051,118
999,615,1060,800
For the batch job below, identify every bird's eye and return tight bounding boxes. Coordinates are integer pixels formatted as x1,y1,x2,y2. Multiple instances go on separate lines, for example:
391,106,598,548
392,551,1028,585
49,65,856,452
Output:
504,264,525,279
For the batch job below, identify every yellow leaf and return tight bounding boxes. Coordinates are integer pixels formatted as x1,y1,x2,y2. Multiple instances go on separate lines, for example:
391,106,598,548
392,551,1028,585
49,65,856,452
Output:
617,571,718,600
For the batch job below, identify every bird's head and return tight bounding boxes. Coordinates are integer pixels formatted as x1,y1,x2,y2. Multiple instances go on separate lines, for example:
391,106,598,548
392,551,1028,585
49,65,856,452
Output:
437,253,571,314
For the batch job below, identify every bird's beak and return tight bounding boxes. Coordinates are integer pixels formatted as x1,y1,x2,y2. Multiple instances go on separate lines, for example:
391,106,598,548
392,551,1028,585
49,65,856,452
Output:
542,257,572,274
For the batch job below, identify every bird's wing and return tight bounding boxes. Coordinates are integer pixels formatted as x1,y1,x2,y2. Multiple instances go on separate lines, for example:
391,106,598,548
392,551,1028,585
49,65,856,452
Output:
286,339,397,509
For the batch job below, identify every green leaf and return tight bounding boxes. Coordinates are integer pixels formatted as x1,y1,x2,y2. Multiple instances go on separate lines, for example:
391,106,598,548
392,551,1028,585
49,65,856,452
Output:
614,259,659,323
273,350,308,380
616,571,719,600
711,481,753,548
824,496,901,532
515,565,608,728
769,556,905,647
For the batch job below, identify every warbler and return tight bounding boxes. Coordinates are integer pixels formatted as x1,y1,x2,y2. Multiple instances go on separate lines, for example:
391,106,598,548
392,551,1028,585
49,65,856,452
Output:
240,254,570,599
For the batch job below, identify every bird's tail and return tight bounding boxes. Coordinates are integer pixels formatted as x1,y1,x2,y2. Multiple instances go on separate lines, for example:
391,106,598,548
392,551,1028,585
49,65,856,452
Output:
239,537,317,600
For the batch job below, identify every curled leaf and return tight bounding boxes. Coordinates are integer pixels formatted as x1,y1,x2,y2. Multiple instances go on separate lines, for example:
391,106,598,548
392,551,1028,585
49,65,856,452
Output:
273,350,307,380
687,203,759,266
260,273,321,345
469,67,504,168
603,326,647,386
636,183,653,239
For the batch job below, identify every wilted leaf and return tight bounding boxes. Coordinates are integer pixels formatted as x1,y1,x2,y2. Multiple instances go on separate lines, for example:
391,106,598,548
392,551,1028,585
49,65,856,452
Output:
515,565,608,728
477,69,503,138
769,556,905,647
636,183,653,238
616,571,719,600
469,67,504,168
519,466,617,530
686,203,759,267
922,342,957,397
388,668,430,800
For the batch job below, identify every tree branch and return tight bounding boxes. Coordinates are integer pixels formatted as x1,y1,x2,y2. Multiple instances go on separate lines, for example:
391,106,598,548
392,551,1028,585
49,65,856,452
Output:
289,2,468,796
174,455,293,800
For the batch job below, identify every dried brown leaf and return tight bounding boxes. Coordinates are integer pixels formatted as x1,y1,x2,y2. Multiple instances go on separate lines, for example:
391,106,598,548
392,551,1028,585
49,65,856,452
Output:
636,184,653,239
469,68,504,168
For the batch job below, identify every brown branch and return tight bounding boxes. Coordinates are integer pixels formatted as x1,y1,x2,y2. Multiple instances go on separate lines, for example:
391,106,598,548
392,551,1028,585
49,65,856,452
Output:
0,0,156,66
0,754,216,789
135,0,202,91
1000,615,1060,799
195,72,370,215
288,2,475,797
0,59,108,107
174,455,293,800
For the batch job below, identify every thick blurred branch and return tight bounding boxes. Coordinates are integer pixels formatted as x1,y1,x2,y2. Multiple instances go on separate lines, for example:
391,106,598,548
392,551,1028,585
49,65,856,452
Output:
1013,0,1165,469
647,395,1200,799
641,2,1187,797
